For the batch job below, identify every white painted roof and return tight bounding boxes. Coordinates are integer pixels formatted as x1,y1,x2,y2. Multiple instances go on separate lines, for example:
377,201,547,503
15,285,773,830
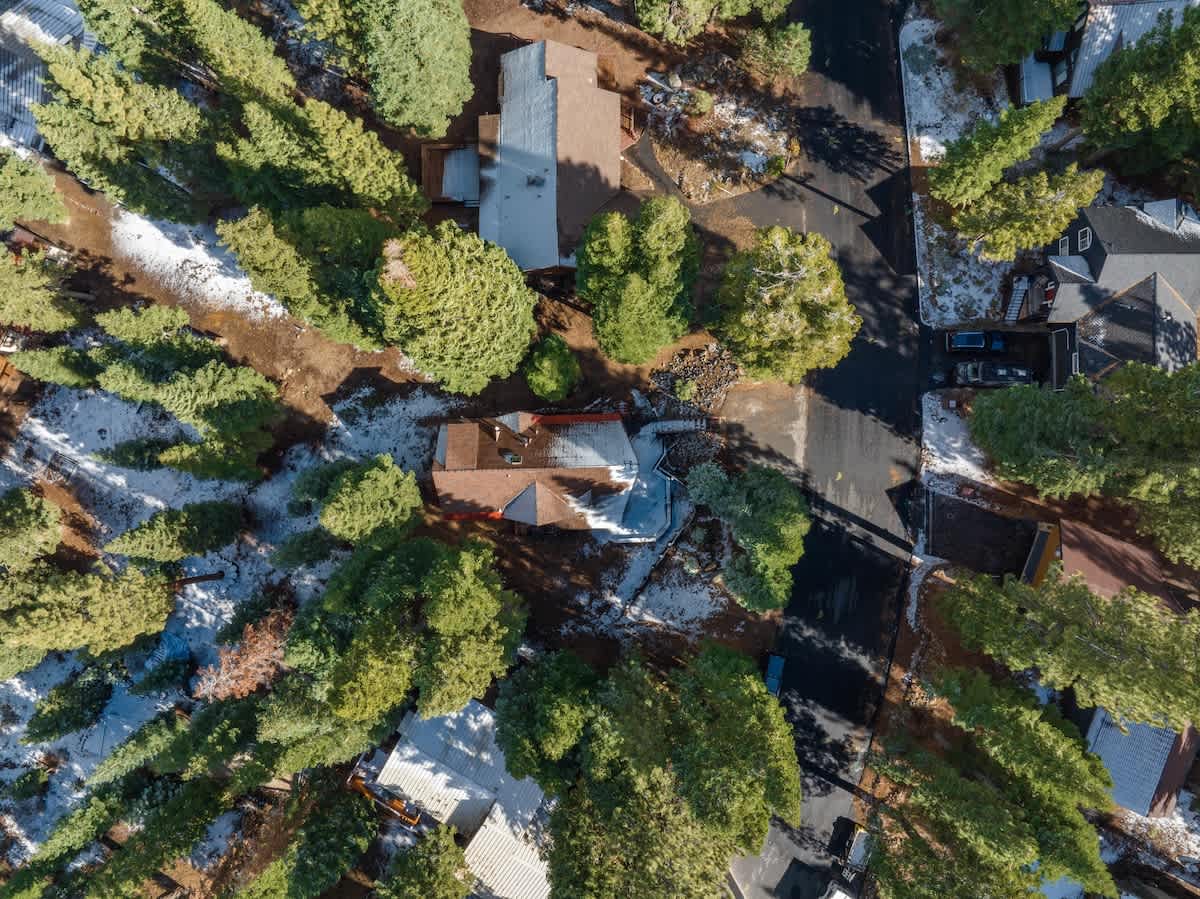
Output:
1070,1,1200,98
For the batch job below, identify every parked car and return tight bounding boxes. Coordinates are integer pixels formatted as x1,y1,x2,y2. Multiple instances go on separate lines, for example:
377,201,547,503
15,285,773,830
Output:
955,361,1034,388
764,654,785,696
945,330,1007,353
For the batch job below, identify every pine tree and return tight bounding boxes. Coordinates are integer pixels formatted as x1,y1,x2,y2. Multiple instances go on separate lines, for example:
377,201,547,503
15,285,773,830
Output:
318,454,423,542
238,789,377,899
933,0,1078,72
105,500,242,562
325,614,416,722
578,197,697,364
217,208,379,348
193,606,293,701
95,304,190,343
716,226,859,383
940,566,1200,731
376,825,470,899
32,775,143,866
9,346,101,388
741,22,812,78
376,223,537,394
414,541,527,716
0,149,67,231
687,463,809,611
953,164,1104,261
177,0,295,100
1081,7,1200,174
156,432,272,482
88,710,190,785
24,664,117,743
0,563,172,660
929,97,1067,207
523,333,582,401
634,0,784,44
0,487,61,571
0,251,83,334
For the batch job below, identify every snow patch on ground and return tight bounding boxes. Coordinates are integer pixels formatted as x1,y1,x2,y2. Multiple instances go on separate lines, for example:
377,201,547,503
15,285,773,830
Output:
899,16,1014,327
899,17,1005,163
189,809,242,871
624,563,725,631
905,531,945,629
920,392,993,492
0,378,461,860
1114,789,1200,867
110,211,289,321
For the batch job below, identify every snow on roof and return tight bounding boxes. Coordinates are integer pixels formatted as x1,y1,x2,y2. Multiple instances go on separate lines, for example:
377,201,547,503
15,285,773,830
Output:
0,0,86,150
1070,1,1200,98
374,700,552,899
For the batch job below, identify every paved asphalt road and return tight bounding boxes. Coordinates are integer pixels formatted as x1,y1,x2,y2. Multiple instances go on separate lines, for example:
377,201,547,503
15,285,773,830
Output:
712,1,923,896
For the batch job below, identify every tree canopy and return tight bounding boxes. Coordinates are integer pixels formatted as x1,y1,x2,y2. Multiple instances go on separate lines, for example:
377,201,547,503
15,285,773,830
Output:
970,364,1200,566
0,250,84,334
716,226,859,383
939,566,1200,732
686,463,810,611
578,198,698,364
0,487,61,572
494,646,800,898
635,0,786,45
105,501,242,562
375,825,470,899
523,333,581,402
933,0,1078,72
375,224,537,394
0,149,67,232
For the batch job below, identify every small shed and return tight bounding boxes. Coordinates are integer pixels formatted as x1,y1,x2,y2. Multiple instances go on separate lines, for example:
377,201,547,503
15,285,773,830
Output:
1085,709,1200,817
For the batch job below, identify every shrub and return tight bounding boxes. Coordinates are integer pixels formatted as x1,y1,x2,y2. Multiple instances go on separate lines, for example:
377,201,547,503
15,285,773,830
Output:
6,766,49,800
130,656,192,695
674,378,698,403
741,23,812,78
686,89,713,118
272,527,339,568
523,334,581,402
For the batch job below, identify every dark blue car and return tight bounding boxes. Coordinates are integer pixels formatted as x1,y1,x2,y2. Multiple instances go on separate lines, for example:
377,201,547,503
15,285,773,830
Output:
765,654,785,696
945,330,1007,353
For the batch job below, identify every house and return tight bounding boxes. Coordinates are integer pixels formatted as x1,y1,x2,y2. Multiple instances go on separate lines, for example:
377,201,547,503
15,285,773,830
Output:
1020,1,1200,105
0,0,88,149
431,412,696,541
422,40,622,271
1021,519,1200,817
1007,199,1200,387
372,700,551,899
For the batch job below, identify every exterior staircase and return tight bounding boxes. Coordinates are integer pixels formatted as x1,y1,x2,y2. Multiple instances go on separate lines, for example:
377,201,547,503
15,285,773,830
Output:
1004,276,1029,324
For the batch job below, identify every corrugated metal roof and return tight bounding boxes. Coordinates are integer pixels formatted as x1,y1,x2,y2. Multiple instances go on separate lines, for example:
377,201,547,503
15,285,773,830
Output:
464,803,551,899
1086,708,1178,816
376,740,497,835
442,147,480,204
478,41,559,271
1070,1,1200,98
0,0,85,150
1019,54,1054,105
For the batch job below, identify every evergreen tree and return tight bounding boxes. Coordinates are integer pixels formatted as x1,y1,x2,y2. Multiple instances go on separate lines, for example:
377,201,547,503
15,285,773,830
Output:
1081,7,1200,175
686,463,810,611
522,333,581,401
716,226,859,383
0,487,61,571
88,711,190,785
178,0,296,100
32,774,144,866
362,0,472,137
578,198,697,364
933,0,1078,72
95,304,190,343
325,613,416,723
238,789,377,899
9,346,101,388
376,223,537,395
217,208,379,348
319,454,423,542
929,97,1067,208
33,44,204,220
0,251,84,334
156,432,272,482
670,646,802,854
376,824,469,899
634,0,785,44
495,650,599,795
23,665,116,744
0,149,67,231
940,566,1200,731
414,541,527,716
741,22,812,77
953,164,1104,261
295,0,362,50
0,563,172,662
104,500,242,562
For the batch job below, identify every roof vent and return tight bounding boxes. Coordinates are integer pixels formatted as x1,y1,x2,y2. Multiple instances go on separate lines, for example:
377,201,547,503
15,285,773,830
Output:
501,450,523,465
526,174,545,187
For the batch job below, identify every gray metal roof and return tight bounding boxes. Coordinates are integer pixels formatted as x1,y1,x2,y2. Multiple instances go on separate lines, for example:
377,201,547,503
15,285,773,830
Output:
1019,54,1054,105
0,0,85,150
1085,708,1178,816
478,42,559,271
1070,1,1200,98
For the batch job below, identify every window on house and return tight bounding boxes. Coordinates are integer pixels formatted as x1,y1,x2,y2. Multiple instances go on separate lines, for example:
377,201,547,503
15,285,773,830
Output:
1059,236,1070,256
1079,227,1092,252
